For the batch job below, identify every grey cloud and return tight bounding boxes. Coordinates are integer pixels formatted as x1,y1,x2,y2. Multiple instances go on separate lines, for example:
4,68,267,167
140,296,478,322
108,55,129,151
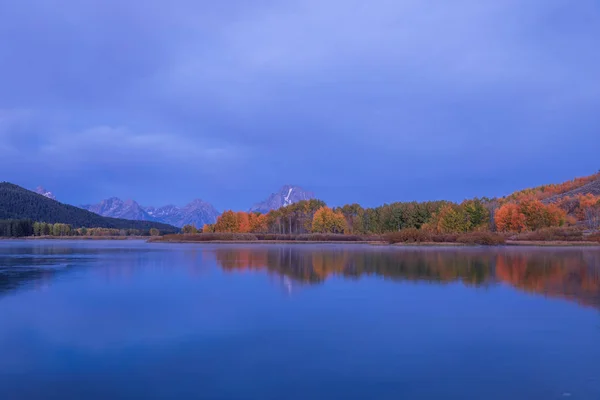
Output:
0,0,599,208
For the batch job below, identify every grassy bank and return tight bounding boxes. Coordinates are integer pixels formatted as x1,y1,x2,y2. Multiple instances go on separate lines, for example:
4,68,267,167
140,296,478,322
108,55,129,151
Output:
150,231,600,247
151,233,380,243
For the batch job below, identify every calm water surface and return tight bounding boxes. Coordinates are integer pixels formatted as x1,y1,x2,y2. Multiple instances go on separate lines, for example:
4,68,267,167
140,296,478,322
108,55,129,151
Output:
0,240,599,399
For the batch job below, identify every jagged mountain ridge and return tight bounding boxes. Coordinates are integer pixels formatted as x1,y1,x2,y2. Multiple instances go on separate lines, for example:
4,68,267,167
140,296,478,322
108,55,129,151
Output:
82,198,152,221
250,185,315,213
145,200,220,228
82,198,220,228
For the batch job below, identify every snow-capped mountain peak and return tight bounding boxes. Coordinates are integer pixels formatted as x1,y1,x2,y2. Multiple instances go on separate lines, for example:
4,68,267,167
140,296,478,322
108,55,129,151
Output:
35,186,56,200
250,185,315,213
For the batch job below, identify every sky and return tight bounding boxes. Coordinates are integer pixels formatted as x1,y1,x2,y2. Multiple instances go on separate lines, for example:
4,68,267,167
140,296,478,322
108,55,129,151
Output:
1,0,599,211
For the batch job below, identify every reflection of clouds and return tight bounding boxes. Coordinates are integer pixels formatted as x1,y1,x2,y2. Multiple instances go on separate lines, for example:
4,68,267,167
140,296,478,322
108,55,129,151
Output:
0,242,237,357
0,275,244,358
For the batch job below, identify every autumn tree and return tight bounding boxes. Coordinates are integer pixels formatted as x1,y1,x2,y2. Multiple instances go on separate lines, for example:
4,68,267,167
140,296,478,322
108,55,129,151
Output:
494,203,527,232
249,213,268,233
462,199,490,229
311,207,347,234
519,199,565,230
182,224,198,234
214,210,239,232
506,172,600,202
149,228,160,236
237,212,251,233
50,223,59,236
581,196,600,229
435,204,470,233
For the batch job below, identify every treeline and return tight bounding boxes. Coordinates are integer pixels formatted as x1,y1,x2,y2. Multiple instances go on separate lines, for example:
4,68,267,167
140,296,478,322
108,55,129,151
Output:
0,220,35,237
0,219,161,238
199,200,450,235
194,172,600,238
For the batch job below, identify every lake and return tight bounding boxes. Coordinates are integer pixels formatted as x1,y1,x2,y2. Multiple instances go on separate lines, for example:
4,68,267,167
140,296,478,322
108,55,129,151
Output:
0,240,599,399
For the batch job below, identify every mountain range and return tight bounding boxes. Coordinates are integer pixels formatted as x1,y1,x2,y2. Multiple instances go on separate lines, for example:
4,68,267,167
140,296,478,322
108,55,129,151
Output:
80,198,220,229
79,185,314,228
1,183,178,233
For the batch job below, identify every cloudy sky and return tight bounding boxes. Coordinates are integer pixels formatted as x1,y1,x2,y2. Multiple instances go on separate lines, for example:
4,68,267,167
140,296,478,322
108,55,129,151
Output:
1,0,599,210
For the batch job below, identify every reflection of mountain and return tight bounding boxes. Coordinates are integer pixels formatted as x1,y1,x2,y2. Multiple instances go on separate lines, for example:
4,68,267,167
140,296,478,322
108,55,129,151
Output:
211,247,600,310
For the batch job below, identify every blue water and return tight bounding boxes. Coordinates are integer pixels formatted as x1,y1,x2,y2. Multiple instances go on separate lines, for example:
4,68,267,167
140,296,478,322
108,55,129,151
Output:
0,240,599,399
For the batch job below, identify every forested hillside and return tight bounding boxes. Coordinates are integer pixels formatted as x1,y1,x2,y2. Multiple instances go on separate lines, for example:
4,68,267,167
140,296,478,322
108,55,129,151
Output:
0,183,178,233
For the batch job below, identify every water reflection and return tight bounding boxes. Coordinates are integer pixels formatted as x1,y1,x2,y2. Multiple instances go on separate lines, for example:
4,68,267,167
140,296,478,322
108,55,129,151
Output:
210,246,600,309
1,243,599,310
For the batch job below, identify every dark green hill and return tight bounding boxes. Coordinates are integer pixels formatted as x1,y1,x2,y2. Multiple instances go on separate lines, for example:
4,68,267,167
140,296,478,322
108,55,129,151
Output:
0,182,178,233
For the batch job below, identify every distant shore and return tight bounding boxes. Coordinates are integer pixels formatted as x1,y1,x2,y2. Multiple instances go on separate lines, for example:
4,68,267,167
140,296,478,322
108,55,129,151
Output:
0,236,149,241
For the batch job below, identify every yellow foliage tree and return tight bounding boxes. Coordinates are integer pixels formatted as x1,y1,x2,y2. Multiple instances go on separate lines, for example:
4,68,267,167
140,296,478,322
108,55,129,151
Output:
214,210,239,232
311,207,348,234
249,213,268,233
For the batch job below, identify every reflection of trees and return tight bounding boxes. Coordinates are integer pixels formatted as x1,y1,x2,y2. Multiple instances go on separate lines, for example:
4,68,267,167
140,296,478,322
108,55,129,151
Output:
213,247,600,309
3,245,599,312
214,248,496,285
495,251,600,309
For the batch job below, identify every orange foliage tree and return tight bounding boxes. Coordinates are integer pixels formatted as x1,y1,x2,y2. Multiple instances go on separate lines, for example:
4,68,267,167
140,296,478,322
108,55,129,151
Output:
507,172,600,202
237,212,250,233
495,200,566,232
494,203,527,232
519,199,566,230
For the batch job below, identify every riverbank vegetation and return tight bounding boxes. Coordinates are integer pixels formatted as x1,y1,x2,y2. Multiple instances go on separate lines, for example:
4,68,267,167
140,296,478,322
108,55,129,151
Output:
175,172,600,245
0,219,157,238
3,172,599,245
155,233,372,243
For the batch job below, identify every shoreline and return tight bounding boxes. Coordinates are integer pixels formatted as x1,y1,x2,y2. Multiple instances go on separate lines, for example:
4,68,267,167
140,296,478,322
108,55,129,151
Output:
150,239,600,247
0,236,149,241
1,237,598,247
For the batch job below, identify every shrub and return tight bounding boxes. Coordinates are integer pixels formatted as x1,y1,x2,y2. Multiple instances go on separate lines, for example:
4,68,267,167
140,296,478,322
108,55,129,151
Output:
430,233,459,243
158,233,371,242
159,233,258,242
513,227,585,242
455,232,506,245
585,232,600,243
386,228,432,244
